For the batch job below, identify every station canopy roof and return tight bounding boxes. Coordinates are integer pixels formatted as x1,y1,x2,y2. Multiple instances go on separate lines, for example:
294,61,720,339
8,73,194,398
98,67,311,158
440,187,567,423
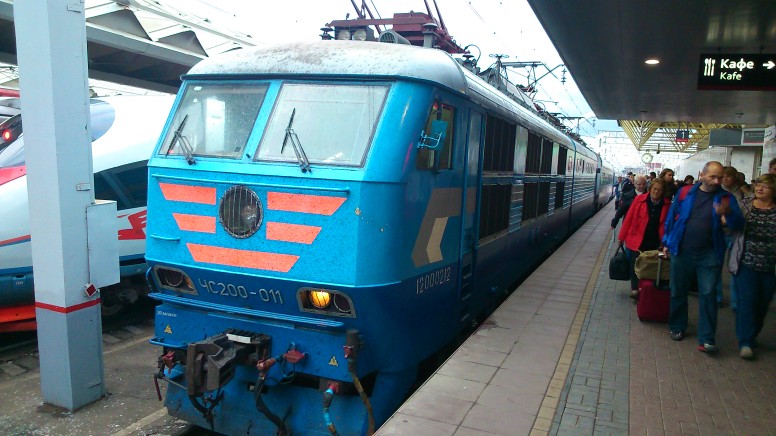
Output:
527,0,776,154
0,0,256,94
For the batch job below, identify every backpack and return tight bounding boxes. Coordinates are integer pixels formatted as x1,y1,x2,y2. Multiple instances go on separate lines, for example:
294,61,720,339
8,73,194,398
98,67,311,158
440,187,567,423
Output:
620,187,637,207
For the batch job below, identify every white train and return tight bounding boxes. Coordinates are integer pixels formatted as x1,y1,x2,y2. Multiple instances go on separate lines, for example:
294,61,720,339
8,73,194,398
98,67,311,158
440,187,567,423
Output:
0,95,174,325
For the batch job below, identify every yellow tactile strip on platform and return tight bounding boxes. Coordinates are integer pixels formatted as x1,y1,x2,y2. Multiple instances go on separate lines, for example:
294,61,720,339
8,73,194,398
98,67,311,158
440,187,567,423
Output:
529,228,612,436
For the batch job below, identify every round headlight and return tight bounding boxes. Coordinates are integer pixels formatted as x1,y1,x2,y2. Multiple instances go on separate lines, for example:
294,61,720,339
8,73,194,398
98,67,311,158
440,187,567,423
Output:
333,293,352,313
159,268,184,287
219,186,262,238
309,290,331,309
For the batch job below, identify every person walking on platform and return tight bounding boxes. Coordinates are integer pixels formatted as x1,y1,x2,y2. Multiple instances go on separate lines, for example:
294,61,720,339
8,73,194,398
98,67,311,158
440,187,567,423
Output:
616,172,634,209
676,175,695,190
662,161,744,353
618,178,671,301
660,168,677,201
613,175,623,209
728,174,776,360
717,166,753,310
768,157,776,176
611,174,646,228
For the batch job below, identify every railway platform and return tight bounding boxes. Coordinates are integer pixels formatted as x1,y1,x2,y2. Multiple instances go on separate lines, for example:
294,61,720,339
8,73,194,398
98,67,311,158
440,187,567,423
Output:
379,206,776,435
0,319,187,435
1,205,775,435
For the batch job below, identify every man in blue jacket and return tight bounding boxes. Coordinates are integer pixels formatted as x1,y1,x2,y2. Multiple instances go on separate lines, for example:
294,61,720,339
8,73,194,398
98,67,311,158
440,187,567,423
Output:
661,161,744,353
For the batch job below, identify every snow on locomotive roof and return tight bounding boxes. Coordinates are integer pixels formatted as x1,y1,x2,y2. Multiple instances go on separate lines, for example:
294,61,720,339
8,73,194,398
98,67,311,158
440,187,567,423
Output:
187,40,596,158
186,40,468,94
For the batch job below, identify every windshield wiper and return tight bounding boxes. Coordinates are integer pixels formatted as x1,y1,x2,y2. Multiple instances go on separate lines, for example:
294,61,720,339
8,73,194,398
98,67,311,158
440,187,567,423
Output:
165,114,196,165
280,108,311,173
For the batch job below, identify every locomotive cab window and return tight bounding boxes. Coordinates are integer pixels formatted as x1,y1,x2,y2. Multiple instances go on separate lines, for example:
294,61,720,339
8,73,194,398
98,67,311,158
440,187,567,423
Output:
161,83,269,159
256,83,388,167
417,102,455,170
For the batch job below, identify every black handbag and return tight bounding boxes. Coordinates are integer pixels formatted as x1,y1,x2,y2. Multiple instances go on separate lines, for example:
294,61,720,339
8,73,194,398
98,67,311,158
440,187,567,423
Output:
609,243,631,281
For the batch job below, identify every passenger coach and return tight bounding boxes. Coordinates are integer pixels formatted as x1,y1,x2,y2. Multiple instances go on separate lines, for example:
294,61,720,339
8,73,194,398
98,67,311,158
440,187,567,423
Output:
146,41,608,435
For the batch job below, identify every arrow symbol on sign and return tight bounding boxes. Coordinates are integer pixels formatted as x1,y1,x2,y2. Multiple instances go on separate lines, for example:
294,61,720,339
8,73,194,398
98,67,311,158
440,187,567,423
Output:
764,60,775,69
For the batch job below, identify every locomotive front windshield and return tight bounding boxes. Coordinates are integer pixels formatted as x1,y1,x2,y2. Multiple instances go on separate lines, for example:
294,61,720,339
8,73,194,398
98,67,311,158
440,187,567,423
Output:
255,83,388,167
161,83,269,159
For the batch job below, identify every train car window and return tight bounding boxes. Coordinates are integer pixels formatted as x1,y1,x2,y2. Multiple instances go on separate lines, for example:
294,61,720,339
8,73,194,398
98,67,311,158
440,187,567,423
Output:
94,161,150,210
478,183,510,239
557,147,568,175
94,172,126,210
537,181,550,215
506,123,516,171
482,115,515,172
540,138,553,174
258,83,387,167
555,182,565,209
521,182,538,221
482,116,494,171
163,83,268,159
514,126,528,174
417,101,455,170
525,132,541,174
111,161,149,209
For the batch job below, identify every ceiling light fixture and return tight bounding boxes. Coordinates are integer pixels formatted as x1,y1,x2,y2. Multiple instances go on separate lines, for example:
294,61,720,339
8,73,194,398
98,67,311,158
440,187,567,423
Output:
645,59,660,65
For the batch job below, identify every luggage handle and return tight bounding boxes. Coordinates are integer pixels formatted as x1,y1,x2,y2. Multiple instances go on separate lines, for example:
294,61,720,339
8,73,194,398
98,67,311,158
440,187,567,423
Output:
655,253,666,288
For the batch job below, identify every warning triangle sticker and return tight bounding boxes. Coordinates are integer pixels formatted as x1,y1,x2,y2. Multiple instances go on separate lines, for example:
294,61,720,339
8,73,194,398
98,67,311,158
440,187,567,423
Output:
328,356,338,366
164,325,172,334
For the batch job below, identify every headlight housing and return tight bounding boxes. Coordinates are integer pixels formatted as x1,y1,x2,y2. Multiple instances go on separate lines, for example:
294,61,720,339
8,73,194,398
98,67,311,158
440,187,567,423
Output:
298,288,355,317
219,185,262,239
154,266,197,295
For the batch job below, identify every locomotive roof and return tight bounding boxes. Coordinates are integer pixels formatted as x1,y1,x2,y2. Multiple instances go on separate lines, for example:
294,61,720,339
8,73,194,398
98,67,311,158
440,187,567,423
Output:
187,40,599,161
186,41,468,94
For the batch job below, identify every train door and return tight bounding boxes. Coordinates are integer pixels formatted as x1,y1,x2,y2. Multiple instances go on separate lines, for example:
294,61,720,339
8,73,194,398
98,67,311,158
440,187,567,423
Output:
458,110,483,303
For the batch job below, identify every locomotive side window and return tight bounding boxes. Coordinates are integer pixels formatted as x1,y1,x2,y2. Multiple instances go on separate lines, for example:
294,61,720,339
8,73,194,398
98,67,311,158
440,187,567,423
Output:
478,184,511,239
521,182,538,222
555,146,569,210
555,181,566,209
513,126,528,174
557,147,568,175
162,83,268,159
537,181,550,215
524,132,541,174
417,102,455,170
258,83,388,167
482,115,516,172
539,138,553,173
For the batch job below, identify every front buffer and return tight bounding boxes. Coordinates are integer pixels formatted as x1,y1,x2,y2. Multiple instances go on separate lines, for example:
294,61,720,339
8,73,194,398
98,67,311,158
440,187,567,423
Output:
151,304,414,435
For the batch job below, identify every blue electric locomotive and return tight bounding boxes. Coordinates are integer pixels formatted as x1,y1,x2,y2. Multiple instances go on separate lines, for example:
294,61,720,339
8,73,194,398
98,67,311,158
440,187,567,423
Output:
146,40,609,435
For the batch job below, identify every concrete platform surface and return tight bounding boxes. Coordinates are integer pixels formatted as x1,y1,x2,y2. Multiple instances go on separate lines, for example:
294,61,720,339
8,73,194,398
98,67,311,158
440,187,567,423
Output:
0,321,185,436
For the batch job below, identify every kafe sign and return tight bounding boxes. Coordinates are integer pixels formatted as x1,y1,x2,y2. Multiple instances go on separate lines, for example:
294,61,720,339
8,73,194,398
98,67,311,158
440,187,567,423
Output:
698,54,776,91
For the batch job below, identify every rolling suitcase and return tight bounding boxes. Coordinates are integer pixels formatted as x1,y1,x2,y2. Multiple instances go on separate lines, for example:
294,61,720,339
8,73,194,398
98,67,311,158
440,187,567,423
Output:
636,254,670,323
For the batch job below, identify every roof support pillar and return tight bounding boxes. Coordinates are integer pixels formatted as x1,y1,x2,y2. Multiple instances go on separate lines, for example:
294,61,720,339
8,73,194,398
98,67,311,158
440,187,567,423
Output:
14,0,106,410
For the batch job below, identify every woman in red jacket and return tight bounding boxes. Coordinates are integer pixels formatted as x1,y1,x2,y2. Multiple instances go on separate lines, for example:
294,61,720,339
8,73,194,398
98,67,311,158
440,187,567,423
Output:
619,178,672,300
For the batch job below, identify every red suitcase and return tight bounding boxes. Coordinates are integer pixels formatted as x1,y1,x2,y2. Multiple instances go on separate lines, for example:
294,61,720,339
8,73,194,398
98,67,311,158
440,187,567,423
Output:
636,255,670,323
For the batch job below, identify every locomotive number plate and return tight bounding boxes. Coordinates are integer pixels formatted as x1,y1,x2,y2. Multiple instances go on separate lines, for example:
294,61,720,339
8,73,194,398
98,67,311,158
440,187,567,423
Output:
197,279,284,304
416,266,452,294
